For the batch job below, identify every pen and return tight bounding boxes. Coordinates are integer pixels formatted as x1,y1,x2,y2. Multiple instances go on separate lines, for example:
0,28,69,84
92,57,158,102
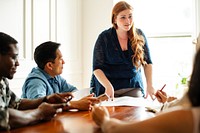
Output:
160,84,166,91
153,84,166,101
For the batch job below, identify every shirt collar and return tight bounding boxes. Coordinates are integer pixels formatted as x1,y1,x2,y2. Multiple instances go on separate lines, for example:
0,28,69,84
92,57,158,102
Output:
36,67,58,83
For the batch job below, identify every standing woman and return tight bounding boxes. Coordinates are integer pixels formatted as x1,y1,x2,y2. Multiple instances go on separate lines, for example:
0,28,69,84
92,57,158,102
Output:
91,47,200,133
91,1,155,99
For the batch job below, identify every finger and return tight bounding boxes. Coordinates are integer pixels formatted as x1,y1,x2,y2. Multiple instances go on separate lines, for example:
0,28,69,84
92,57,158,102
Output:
89,104,93,111
65,95,73,102
61,92,74,98
52,103,66,109
56,108,63,113
110,96,114,101
91,105,96,112
150,94,154,100
152,95,156,101
162,91,166,95
57,93,74,101
157,97,162,102
90,93,95,97
111,93,114,101
144,92,148,99
94,105,102,112
55,93,68,103
106,93,113,101
101,106,109,116
101,106,107,111
86,94,95,97
157,91,166,97
57,93,73,103
90,98,100,105
156,91,161,97
159,90,166,95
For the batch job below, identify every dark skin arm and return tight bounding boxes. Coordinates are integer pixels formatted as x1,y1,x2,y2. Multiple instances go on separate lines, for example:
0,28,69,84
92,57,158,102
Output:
8,92,73,129
9,103,65,129
18,92,73,110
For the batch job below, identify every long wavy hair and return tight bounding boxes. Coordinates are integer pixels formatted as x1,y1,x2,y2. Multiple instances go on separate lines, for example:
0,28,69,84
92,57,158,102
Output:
111,1,146,68
187,48,200,107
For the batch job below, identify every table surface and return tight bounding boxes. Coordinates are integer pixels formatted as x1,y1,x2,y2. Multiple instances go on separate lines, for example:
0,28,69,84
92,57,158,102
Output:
4,106,155,133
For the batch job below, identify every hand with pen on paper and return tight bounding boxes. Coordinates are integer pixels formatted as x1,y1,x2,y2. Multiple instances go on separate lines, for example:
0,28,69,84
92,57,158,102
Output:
154,84,177,103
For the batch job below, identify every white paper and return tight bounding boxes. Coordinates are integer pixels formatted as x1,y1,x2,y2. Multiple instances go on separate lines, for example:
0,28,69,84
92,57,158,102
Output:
100,96,161,108
72,88,92,100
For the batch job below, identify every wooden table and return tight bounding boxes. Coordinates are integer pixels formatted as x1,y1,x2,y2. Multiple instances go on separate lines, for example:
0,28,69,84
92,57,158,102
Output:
3,106,155,133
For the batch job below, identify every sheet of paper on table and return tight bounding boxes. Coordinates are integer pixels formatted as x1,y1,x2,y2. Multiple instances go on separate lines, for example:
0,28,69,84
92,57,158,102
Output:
72,88,92,100
100,96,161,108
72,89,161,112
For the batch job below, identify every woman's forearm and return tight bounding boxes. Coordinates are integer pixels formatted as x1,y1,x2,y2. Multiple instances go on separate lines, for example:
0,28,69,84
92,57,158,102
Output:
143,64,153,87
94,69,113,89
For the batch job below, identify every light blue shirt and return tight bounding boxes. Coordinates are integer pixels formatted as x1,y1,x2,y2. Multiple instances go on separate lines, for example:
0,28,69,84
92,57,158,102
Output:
21,67,77,99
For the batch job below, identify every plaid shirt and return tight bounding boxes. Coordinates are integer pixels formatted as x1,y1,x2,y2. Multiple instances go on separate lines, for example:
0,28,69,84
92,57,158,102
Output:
0,78,21,130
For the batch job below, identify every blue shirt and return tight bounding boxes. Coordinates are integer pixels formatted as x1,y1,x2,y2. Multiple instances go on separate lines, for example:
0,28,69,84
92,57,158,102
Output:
90,27,152,96
21,67,77,99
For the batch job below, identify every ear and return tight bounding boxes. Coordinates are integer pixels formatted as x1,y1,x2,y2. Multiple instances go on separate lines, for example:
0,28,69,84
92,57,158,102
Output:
46,62,53,70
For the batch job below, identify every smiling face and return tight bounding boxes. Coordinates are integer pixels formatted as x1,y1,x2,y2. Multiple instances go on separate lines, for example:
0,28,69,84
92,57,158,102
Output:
115,9,133,32
0,44,19,79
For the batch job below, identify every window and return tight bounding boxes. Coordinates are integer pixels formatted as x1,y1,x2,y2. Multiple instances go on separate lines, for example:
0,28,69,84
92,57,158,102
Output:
114,0,196,97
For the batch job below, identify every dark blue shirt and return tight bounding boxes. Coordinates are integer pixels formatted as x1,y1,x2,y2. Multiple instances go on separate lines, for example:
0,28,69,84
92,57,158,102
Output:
91,27,152,96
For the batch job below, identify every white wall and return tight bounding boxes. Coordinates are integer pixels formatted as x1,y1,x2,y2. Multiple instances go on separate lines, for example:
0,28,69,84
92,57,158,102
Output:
0,0,114,97
1,0,200,97
0,0,84,97
194,0,200,35
82,0,113,88
56,0,83,89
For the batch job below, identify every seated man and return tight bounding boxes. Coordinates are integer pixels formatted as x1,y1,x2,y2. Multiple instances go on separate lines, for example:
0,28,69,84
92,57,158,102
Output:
21,41,98,111
0,32,73,130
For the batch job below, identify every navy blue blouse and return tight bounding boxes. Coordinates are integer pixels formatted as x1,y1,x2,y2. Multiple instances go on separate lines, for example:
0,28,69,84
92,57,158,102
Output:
91,27,152,96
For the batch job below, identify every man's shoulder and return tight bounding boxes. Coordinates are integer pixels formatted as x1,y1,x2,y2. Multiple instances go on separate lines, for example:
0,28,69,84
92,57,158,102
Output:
28,67,47,79
55,75,65,82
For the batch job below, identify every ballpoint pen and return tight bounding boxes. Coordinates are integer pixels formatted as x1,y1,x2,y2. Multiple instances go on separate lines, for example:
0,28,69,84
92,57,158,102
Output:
153,84,166,101
160,84,166,92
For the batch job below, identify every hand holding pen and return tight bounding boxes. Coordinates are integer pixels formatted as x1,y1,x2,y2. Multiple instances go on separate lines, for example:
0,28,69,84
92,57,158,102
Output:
153,84,167,103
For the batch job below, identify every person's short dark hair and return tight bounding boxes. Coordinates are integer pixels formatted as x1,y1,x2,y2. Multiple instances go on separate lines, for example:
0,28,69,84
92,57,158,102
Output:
34,41,61,69
0,32,18,55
